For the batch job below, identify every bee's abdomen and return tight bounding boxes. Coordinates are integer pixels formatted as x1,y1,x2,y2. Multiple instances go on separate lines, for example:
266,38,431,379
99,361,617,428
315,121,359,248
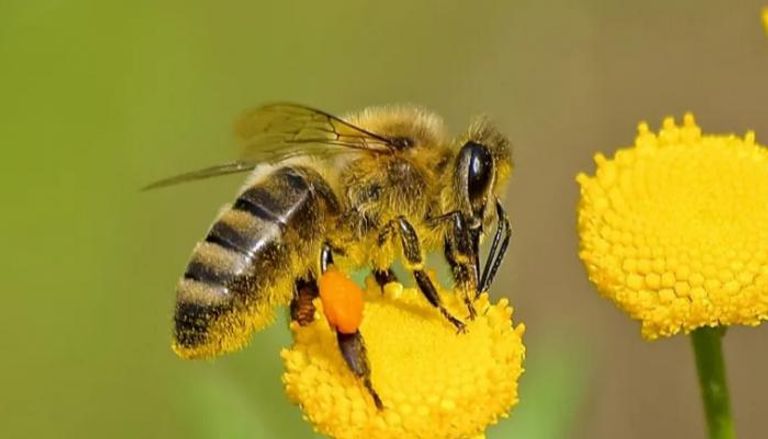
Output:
173,165,339,358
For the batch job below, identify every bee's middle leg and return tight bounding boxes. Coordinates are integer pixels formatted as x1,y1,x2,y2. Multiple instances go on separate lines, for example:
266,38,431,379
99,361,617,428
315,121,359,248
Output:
378,216,466,332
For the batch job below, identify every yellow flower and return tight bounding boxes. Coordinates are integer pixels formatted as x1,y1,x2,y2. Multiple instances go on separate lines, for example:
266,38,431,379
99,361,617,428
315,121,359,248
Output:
577,114,768,339
281,278,525,439
763,7,768,34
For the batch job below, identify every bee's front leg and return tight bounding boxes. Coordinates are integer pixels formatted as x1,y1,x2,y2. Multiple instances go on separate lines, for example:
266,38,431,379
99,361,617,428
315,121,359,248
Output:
478,200,511,293
439,201,512,318
441,212,481,320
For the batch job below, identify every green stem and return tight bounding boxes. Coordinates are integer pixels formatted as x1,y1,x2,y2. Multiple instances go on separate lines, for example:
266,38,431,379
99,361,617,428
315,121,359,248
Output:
690,326,735,439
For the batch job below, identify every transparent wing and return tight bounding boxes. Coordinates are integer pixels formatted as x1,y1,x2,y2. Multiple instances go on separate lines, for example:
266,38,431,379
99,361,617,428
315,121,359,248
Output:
144,103,399,190
235,102,398,161
141,161,256,191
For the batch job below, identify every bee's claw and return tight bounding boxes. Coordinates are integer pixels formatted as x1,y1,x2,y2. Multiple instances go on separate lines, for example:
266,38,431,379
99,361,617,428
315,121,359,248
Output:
441,309,467,334
365,379,384,410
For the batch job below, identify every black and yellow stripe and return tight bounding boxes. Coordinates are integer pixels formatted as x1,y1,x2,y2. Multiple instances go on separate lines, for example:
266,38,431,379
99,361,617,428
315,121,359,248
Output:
173,165,339,358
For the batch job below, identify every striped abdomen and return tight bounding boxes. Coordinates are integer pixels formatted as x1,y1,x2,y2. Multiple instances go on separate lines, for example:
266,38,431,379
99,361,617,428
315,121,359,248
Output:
173,165,339,359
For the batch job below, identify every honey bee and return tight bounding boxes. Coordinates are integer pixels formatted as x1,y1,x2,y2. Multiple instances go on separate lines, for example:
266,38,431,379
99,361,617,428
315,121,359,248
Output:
147,103,513,408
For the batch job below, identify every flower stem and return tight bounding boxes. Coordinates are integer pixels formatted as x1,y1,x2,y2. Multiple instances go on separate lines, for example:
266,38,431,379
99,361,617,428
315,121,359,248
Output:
690,327,735,439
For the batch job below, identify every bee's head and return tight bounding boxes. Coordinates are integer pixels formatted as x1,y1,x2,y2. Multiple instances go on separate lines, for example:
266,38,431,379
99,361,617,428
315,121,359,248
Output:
452,119,513,230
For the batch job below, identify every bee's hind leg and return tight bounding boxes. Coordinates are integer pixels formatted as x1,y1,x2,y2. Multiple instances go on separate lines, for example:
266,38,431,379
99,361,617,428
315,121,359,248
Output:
337,331,383,409
378,216,466,333
320,242,383,409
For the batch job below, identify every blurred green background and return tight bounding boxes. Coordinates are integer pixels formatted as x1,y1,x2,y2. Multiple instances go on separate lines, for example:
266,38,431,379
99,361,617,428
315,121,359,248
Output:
2,1,768,437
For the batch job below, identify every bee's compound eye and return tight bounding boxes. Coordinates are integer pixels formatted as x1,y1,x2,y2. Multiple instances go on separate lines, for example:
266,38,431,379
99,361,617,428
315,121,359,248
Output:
318,269,364,334
464,141,493,201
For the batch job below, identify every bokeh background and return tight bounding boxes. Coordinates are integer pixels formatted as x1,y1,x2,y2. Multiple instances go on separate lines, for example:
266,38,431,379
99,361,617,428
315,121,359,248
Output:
3,1,768,437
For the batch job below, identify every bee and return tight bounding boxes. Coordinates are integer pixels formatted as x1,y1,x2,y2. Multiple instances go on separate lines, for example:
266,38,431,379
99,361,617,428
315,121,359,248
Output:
147,103,513,408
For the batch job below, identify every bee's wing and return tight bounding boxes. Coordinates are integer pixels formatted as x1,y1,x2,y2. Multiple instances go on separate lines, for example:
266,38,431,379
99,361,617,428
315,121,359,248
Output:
236,102,398,158
141,161,256,190
143,103,398,190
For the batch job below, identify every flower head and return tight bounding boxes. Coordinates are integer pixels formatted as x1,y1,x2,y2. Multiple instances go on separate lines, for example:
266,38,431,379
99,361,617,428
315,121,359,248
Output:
577,114,768,339
281,278,525,439
762,7,768,34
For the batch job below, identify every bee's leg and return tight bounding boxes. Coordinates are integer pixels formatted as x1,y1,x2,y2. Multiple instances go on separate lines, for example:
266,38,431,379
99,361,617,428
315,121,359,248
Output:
441,212,481,319
478,200,512,293
337,330,383,409
290,275,318,326
379,216,466,332
320,242,383,409
373,268,398,293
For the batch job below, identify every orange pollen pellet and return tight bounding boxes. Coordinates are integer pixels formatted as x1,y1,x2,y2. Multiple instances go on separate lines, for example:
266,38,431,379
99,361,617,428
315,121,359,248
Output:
318,268,364,334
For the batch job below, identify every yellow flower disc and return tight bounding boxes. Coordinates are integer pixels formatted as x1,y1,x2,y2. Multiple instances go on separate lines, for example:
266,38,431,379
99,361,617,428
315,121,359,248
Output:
281,279,525,439
577,114,768,339
763,7,768,35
